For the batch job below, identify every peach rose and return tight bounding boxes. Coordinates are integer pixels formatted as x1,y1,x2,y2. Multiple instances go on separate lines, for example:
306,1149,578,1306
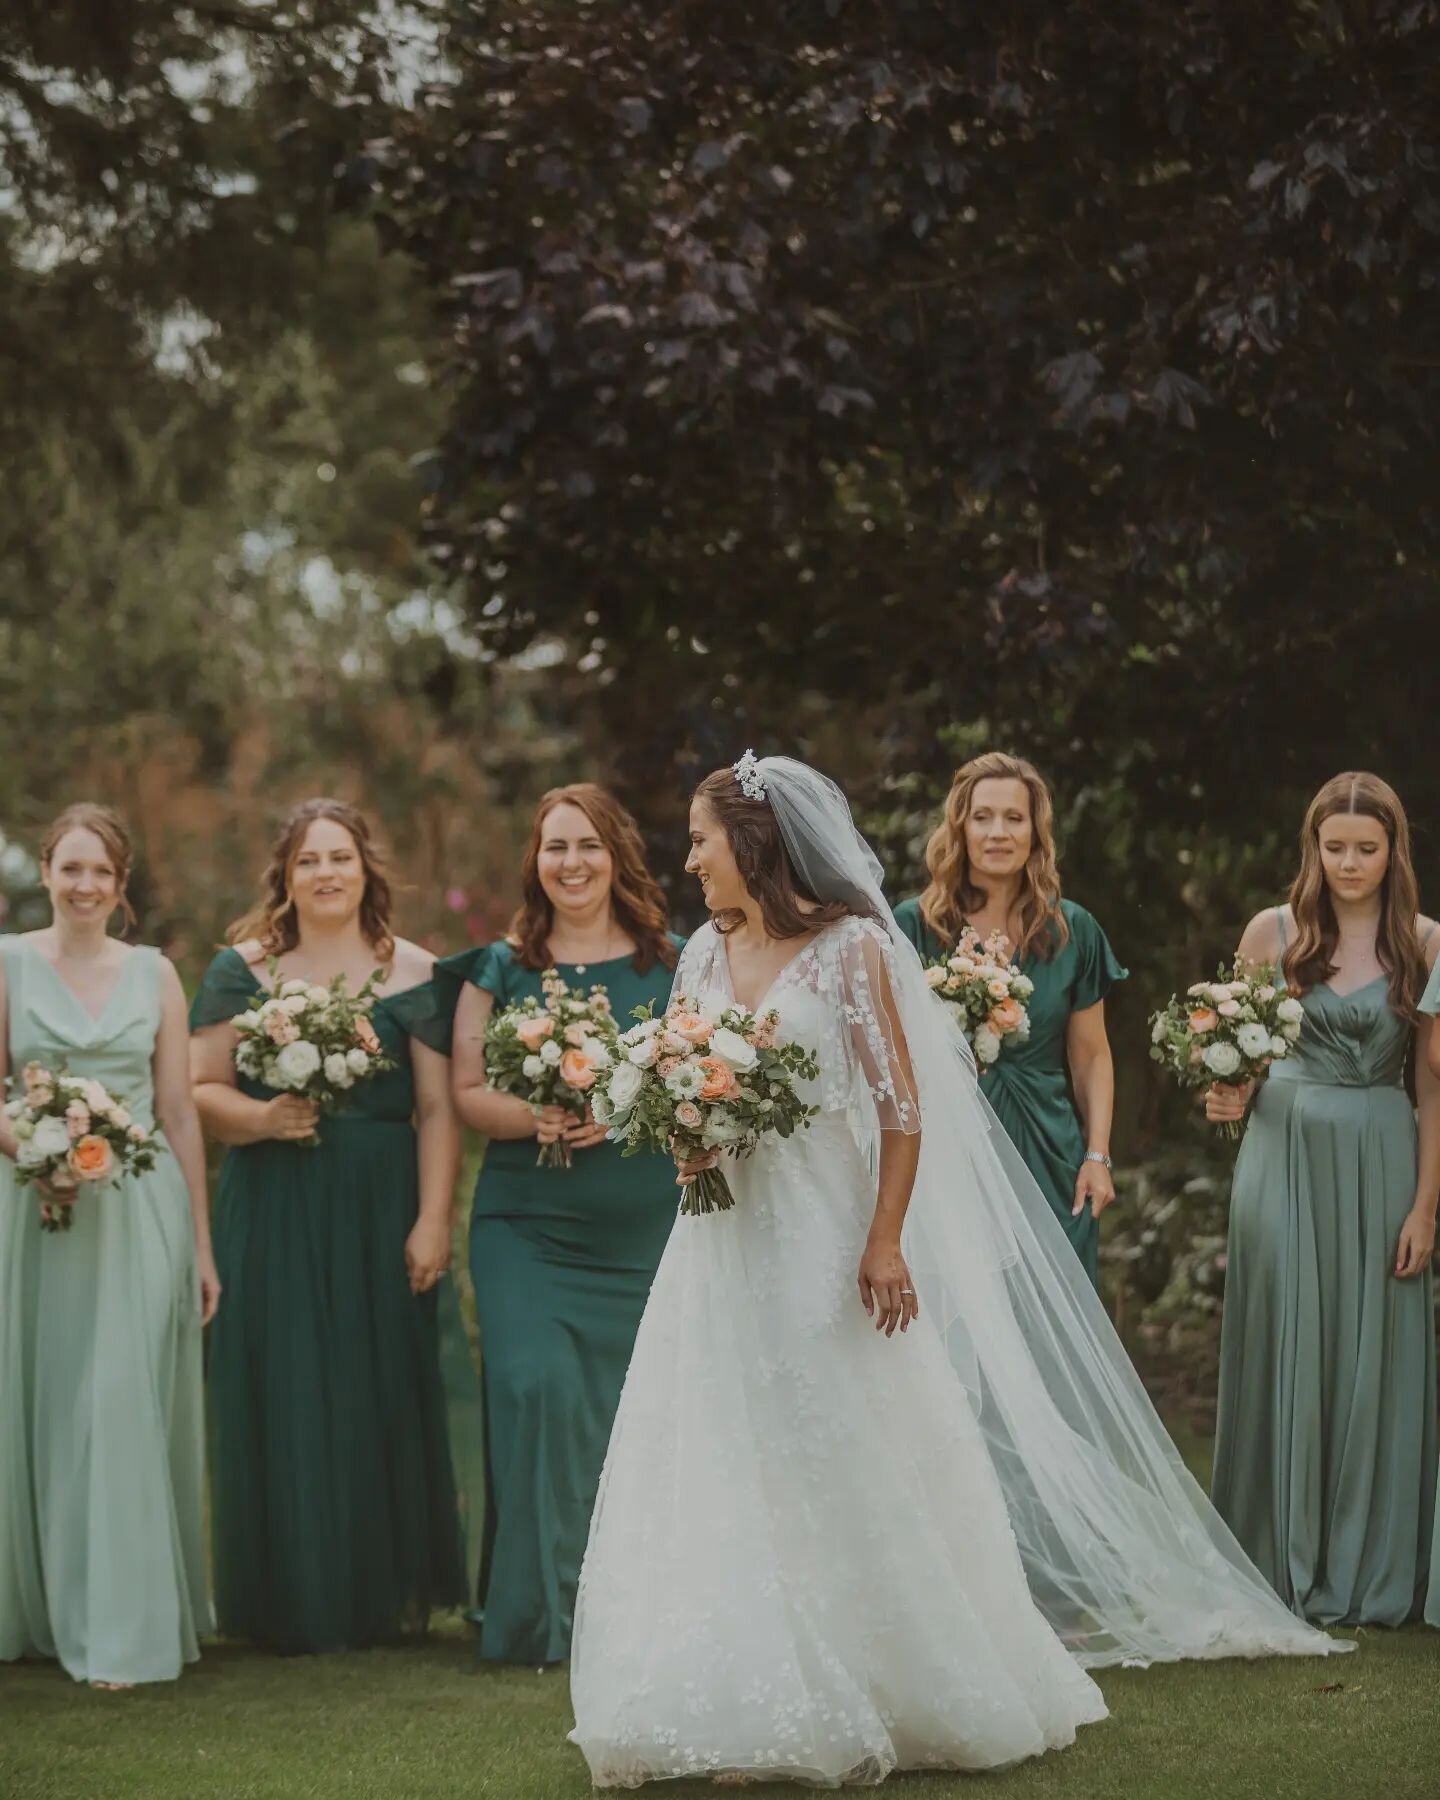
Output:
516,1015,556,1051
354,1014,381,1055
559,1048,597,1091
266,1012,300,1046
1187,1008,1219,1035
674,1101,704,1131
988,997,1025,1035
698,1057,736,1102
669,1010,714,1047
68,1135,115,1183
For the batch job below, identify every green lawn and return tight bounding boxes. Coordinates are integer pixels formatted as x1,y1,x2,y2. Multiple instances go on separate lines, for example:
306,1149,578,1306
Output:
4,1625,1438,1800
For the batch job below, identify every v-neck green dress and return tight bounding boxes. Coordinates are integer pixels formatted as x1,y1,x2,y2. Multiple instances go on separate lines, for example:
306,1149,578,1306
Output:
893,897,1126,1285
436,938,683,1665
190,949,466,1654
1,938,209,1685
1212,910,1436,1625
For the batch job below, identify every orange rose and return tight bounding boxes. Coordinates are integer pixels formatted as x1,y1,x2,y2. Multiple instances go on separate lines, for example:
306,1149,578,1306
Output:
698,1057,735,1101
1188,1008,1219,1035
989,997,1026,1034
354,1014,381,1055
516,1015,556,1051
68,1135,115,1184
669,1010,714,1046
559,1048,597,1091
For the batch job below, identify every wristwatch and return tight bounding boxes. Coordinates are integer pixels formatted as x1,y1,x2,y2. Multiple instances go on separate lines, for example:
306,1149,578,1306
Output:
1083,1150,1112,1171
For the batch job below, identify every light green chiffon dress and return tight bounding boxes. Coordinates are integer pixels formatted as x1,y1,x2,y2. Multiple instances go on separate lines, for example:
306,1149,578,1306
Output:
0,938,209,1684
1212,909,1436,1624
1419,954,1440,1630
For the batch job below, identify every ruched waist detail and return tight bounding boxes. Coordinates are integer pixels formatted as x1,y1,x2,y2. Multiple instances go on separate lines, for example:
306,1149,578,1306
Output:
1266,1065,1405,1094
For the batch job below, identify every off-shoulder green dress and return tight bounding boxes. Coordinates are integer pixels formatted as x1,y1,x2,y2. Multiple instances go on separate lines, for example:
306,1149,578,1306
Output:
892,898,1126,1285
436,938,682,1665
191,949,466,1653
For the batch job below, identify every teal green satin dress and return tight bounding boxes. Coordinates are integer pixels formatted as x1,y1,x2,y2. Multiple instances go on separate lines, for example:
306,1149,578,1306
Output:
1417,953,1440,1629
893,897,1126,1285
1,939,208,1684
1212,910,1436,1624
191,950,466,1653
436,938,682,1665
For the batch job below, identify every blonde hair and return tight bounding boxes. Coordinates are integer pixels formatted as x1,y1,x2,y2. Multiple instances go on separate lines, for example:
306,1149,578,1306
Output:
40,803,138,938
1285,771,1424,1019
918,752,1068,960
228,798,396,962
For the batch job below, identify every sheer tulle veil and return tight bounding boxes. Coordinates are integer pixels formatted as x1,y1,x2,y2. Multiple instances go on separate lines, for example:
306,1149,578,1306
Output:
757,755,1344,1667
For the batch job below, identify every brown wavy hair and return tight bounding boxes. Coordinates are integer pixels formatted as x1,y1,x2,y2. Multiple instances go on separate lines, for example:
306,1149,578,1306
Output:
510,784,677,973
693,768,865,939
228,799,396,962
918,752,1068,960
40,803,138,938
1284,772,1425,1018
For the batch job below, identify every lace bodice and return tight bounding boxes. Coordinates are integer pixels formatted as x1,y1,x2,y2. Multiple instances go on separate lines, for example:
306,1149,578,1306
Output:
672,916,921,1136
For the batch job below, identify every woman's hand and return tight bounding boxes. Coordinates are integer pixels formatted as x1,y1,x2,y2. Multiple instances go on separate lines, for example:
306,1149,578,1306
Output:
36,1168,80,1203
1394,1205,1437,1280
858,1234,919,1338
533,1104,573,1147
674,1146,720,1187
197,1248,222,1325
405,1214,451,1295
1072,1158,1116,1220
1204,1080,1254,1125
565,1105,611,1152
263,1095,320,1142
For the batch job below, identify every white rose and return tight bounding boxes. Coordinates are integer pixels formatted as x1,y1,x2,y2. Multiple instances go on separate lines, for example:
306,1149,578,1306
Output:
1217,1000,1240,1018
281,994,310,1017
281,979,311,998
323,1053,353,1087
1151,1016,1168,1045
109,1104,132,1131
627,1035,661,1068
578,1036,611,1070
607,1061,644,1113
973,1025,1001,1065
539,1038,562,1067
16,1132,48,1166
522,1054,545,1079
307,986,332,1006
13,1114,34,1139
346,1048,371,1076
1011,975,1034,1001
1202,1041,1243,1078
1186,983,1209,999
709,1027,758,1073
1276,996,1304,1024
236,1009,263,1031
1269,1034,1290,1058
31,1115,73,1160
924,966,947,989
1282,1021,1302,1043
274,1040,322,1087
664,1061,706,1100
1235,1022,1272,1060
591,1089,612,1126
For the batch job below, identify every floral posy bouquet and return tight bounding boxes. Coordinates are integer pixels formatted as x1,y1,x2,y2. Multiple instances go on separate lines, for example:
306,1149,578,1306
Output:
233,961,394,1145
4,1062,162,1232
484,969,617,1169
922,926,1034,1067
1149,961,1303,1139
594,993,819,1216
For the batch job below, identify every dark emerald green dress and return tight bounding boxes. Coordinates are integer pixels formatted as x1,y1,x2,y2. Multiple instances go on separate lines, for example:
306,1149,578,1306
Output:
1212,910,1437,1625
437,938,682,1665
893,897,1126,1285
190,950,466,1654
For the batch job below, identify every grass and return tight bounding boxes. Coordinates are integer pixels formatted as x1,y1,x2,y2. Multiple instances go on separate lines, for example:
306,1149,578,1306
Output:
3,1625,1439,1800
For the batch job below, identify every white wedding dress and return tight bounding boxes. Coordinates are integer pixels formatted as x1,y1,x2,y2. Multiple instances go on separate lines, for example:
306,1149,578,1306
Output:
570,760,1342,1790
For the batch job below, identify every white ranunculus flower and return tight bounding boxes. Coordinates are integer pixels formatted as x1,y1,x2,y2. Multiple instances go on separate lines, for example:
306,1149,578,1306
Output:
1269,1034,1291,1058
522,1054,545,1079
281,993,310,1017
1235,1022,1272,1060
607,1061,644,1113
31,1115,73,1160
323,1053,352,1087
306,985,331,1006
710,1027,758,1073
274,1040,322,1087
1202,1041,1243,1078
1276,996,1304,1024
346,1048,371,1076
281,979,311,998
539,1038,563,1067
973,1025,1001,1065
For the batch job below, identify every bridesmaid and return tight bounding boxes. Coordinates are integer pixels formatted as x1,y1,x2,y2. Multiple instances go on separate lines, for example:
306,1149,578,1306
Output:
442,783,682,1665
1208,771,1439,1624
893,752,1126,1285
0,804,217,1687
189,798,466,1653
1422,959,1440,1629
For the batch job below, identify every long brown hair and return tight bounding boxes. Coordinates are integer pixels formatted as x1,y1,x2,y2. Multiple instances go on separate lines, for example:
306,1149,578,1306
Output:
228,799,396,962
694,768,862,939
511,784,677,973
1284,772,1425,1018
40,802,138,938
918,752,1068,960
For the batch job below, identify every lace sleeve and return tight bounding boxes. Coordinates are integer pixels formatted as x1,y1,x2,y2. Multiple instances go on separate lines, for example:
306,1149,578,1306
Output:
830,920,922,1134
670,924,721,1009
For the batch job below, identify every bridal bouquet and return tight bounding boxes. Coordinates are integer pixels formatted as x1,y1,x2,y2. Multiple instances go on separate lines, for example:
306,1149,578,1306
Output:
4,1062,162,1232
922,926,1034,1067
484,970,617,1169
232,961,395,1145
1149,961,1304,1139
594,993,819,1216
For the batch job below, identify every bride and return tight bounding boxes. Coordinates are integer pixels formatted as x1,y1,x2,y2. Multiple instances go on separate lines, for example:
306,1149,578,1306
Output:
569,755,1344,1788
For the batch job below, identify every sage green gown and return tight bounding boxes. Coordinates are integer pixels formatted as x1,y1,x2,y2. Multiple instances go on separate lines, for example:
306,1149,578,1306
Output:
1417,953,1440,1630
436,939,682,1665
1212,910,1436,1625
0,938,209,1684
893,897,1126,1285
191,949,466,1653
